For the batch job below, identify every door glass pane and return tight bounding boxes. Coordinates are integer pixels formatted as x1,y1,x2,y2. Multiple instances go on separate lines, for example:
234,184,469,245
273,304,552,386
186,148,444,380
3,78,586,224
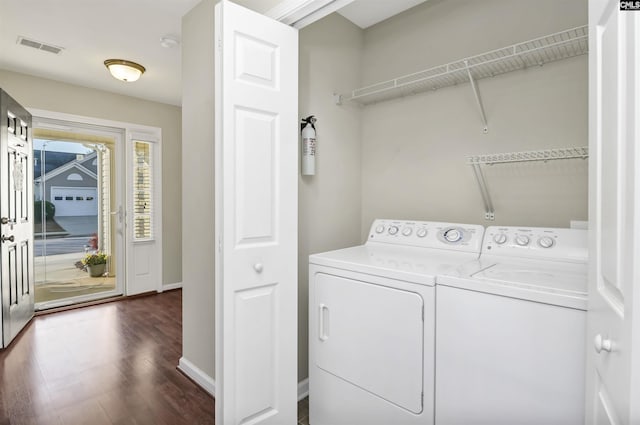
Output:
33,134,119,307
133,141,153,240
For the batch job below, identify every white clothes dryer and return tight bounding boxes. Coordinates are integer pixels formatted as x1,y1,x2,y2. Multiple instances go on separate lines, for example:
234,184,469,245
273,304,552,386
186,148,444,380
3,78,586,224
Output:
435,226,588,425
308,219,485,425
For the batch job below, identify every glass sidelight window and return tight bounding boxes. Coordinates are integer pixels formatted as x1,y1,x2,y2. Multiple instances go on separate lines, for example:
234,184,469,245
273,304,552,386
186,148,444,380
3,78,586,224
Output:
132,141,153,240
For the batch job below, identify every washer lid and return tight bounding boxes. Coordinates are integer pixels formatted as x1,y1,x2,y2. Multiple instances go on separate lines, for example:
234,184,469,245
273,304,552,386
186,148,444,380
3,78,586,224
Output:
310,244,480,286
439,258,588,310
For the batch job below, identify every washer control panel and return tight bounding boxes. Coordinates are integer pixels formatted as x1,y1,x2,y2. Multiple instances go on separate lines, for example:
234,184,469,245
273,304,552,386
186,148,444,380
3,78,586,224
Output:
368,219,485,252
483,226,587,261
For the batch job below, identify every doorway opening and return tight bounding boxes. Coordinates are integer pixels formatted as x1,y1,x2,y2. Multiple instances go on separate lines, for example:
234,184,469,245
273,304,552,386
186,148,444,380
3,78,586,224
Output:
33,120,124,309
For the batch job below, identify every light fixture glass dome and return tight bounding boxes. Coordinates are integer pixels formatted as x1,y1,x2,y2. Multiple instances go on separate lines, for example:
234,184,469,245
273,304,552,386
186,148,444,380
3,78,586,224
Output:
104,59,146,82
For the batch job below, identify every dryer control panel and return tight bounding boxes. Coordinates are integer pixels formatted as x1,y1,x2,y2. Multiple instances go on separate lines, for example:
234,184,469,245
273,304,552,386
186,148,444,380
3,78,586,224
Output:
368,219,485,253
483,226,587,262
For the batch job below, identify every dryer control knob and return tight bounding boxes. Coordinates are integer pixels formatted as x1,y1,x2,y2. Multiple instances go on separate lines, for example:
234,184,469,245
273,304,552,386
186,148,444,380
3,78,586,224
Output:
402,227,413,236
493,233,507,244
538,236,555,248
515,235,530,246
417,228,428,238
388,225,399,235
444,228,462,243
375,225,385,234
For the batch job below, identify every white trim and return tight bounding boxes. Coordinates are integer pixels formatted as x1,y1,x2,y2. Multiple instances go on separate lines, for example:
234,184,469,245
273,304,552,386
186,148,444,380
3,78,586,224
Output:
160,282,183,292
265,0,354,29
30,109,161,138
178,357,216,396
298,378,309,401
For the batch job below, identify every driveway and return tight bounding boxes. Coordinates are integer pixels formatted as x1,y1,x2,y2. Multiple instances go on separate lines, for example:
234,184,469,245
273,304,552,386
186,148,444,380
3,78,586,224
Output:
35,236,90,257
52,215,98,236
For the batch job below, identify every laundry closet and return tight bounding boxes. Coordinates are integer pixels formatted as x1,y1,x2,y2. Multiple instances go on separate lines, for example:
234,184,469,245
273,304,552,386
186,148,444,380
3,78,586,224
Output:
297,0,587,385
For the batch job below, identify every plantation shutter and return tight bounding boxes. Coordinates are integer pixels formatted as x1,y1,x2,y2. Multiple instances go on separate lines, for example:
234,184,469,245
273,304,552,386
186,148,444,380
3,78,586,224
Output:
132,140,153,240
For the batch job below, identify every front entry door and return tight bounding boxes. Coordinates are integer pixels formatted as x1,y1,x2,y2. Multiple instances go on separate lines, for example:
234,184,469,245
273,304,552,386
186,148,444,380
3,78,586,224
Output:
0,89,34,348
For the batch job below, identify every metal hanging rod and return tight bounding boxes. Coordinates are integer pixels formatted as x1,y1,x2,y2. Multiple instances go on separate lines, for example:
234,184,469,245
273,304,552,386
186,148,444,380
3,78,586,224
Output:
467,146,589,165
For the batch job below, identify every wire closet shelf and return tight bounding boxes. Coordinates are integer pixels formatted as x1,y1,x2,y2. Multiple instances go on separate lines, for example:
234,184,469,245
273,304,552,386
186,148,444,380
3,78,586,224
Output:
467,146,589,221
340,25,588,105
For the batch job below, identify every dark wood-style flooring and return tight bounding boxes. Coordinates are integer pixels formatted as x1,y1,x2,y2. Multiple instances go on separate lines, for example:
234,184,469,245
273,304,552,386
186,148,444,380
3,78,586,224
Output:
0,290,213,424
0,290,311,425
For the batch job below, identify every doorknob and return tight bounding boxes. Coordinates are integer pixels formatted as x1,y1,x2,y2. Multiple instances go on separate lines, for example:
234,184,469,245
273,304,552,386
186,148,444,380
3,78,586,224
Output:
1,235,15,243
253,263,264,273
110,206,124,223
594,334,613,353
0,217,14,225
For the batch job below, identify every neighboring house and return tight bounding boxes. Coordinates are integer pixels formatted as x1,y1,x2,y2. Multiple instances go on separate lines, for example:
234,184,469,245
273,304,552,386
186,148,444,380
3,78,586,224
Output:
34,151,99,217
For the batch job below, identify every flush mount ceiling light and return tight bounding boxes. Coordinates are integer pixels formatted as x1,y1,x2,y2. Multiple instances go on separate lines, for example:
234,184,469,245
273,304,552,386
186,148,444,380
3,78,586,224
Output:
104,59,146,82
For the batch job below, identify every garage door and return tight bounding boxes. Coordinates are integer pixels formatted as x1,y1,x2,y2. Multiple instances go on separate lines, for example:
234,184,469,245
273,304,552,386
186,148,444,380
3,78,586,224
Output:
51,187,98,216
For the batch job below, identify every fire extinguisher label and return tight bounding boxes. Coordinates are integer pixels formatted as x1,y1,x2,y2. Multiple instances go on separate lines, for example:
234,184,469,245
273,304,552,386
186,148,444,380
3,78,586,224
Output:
303,138,316,156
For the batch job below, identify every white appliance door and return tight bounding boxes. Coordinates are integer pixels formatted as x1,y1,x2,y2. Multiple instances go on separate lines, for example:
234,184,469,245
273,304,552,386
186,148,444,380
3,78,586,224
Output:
315,273,424,413
436,285,586,425
214,1,298,424
587,1,640,423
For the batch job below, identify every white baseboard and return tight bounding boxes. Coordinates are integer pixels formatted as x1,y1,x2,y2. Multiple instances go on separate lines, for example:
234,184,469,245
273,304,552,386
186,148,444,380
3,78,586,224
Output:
178,357,216,396
298,378,309,401
161,282,183,292
177,359,307,403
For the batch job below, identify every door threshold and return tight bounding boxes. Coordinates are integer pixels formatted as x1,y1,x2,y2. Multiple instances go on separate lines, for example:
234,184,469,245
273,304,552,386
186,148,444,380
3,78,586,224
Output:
35,295,126,316
34,291,167,316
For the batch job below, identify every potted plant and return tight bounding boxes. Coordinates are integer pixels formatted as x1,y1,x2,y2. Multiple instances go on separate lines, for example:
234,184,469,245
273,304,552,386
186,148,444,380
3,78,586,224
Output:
82,252,108,277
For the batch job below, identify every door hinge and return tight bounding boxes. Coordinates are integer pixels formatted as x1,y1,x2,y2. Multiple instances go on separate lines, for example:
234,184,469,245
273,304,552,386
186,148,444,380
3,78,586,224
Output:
218,237,222,252
217,37,222,50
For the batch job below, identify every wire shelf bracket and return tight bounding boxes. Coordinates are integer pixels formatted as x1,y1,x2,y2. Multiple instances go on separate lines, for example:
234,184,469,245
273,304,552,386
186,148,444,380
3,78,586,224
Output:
466,146,589,221
465,60,489,134
335,26,588,133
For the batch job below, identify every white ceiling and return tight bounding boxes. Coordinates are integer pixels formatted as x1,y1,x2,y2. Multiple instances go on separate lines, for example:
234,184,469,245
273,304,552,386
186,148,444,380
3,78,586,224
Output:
338,0,427,29
0,0,426,107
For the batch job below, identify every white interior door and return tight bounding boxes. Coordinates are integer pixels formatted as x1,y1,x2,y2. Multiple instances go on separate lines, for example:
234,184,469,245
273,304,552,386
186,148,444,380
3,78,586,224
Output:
1,90,34,347
215,1,298,424
586,1,640,423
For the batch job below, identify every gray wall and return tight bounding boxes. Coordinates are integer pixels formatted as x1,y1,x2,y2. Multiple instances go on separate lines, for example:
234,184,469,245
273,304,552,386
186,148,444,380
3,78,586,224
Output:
181,0,216,379
298,13,364,381
0,69,183,286
359,0,588,234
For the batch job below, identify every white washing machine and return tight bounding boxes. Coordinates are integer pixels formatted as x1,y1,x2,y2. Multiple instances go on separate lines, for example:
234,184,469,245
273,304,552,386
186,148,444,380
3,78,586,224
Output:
308,219,485,425
435,226,588,425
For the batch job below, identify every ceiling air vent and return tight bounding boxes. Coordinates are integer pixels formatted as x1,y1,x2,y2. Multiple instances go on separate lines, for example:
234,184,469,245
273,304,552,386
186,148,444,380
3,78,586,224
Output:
16,36,64,55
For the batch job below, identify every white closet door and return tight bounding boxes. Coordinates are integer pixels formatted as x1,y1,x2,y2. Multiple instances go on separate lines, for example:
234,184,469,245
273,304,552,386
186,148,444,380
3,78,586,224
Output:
215,1,298,424
586,1,640,423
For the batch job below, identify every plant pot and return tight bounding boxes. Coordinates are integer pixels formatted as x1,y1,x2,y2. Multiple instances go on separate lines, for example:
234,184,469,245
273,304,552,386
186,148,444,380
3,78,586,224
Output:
88,263,106,277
